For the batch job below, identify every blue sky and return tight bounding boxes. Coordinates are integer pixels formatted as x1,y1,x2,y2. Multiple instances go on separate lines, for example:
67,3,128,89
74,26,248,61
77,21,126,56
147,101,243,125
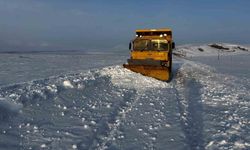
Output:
0,0,250,51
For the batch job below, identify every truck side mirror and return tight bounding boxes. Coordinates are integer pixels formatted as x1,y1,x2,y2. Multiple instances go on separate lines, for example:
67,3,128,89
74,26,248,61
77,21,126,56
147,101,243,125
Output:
172,42,175,49
129,42,132,50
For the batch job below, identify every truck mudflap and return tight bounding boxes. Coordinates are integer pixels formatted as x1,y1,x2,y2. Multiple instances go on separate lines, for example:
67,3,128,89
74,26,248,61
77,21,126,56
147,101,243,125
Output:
123,64,171,81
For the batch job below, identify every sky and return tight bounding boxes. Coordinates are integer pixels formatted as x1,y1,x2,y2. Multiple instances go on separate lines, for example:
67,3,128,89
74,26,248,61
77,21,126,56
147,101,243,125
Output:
0,0,250,51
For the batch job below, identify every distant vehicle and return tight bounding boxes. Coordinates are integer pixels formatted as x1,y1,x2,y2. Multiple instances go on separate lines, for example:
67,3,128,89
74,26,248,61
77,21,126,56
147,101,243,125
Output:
123,28,175,81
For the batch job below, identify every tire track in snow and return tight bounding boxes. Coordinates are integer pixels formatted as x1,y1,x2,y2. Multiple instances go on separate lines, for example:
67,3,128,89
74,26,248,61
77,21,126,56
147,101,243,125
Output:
97,66,183,149
174,59,250,150
97,91,141,150
174,76,205,150
171,58,206,149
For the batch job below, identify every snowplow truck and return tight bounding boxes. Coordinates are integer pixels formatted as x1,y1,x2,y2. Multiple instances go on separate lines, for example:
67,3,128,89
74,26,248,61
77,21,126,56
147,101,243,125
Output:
123,28,175,81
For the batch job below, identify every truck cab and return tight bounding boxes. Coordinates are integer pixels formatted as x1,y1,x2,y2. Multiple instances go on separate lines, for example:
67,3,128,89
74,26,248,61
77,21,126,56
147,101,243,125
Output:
124,28,174,81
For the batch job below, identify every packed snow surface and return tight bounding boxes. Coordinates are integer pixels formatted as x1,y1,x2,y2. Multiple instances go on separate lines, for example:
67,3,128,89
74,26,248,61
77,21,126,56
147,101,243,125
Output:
0,44,250,150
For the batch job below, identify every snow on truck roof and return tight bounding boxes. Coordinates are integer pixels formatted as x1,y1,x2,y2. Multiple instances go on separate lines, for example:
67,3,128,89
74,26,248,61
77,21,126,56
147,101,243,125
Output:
136,28,172,33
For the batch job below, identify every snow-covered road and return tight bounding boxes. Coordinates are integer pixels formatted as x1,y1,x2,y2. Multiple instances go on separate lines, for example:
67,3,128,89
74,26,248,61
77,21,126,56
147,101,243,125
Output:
0,44,250,149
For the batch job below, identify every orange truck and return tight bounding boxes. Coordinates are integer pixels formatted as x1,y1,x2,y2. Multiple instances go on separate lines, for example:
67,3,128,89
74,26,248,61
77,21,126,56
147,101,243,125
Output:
123,28,175,81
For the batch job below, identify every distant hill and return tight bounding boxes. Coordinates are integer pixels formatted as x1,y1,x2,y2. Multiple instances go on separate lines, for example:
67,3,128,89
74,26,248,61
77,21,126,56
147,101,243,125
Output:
174,43,249,57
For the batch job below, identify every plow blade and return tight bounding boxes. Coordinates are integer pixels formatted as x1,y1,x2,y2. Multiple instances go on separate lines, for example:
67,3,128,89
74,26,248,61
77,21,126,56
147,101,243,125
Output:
123,64,171,81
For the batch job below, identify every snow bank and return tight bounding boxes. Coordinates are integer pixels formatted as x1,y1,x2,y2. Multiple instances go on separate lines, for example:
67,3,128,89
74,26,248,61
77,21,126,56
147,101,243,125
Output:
100,65,172,90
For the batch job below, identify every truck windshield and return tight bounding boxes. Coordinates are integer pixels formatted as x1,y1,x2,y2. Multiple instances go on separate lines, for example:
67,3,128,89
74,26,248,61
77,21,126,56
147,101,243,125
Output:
151,39,168,51
133,39,168,51
133,39,150,51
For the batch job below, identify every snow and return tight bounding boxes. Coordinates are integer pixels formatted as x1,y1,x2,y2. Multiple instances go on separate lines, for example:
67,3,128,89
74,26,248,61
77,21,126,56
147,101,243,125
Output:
100,66,171,90
0,43,249,149
0,97,23,115
63,80,74,88
72,144,77,149
40,144,46,148
174,43,249,57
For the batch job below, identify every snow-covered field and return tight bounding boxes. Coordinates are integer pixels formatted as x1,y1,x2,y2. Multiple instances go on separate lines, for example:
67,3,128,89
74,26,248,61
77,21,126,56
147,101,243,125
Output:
0,44,250,150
